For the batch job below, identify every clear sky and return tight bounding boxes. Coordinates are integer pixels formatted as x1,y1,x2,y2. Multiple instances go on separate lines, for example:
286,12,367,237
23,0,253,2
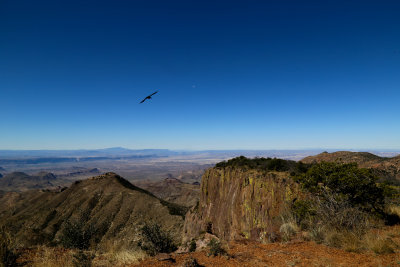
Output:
1,0,399,150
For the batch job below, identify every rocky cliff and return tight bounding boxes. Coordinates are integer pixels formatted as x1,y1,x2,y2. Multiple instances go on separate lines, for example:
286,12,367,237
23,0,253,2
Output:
183,167,301,243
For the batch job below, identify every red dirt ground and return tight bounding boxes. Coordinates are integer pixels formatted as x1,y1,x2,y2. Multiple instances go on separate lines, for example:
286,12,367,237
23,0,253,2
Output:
132,239,400,267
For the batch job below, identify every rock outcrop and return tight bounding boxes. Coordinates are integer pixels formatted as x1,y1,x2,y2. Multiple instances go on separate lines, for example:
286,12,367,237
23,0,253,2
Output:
183,167,301,243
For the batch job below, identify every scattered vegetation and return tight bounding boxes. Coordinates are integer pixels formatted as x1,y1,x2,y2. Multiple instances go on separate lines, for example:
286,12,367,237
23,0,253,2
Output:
60,217,95,250
0,227,19,267
29,246,75,267
207,238,225,256
139,222,177,256
216,156,309,175
72,250,94,267
287,161,400,253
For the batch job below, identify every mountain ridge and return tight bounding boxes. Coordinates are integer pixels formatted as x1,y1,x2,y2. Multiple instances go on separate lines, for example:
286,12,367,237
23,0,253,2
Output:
0,172,186,251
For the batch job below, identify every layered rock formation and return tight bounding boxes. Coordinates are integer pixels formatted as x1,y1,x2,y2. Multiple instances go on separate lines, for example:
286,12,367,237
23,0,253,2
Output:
183,167,301,243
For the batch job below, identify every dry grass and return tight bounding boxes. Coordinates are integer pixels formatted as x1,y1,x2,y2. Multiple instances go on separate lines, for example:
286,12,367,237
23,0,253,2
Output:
387,205,400,218
30,246,75,267
341,232,363,253
306,225,399,255
363,232,396,254
308,225,325,244
94,240,147,266
279,222,299,242
96,250,147,266
279,212,300,242
24,245,147,267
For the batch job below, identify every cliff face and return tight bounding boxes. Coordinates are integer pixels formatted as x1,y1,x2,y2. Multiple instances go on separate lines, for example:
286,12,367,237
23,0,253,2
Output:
183,167,300,243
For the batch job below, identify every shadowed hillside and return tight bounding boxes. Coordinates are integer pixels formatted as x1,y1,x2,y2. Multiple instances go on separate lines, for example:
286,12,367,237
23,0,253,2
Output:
135,177,200,207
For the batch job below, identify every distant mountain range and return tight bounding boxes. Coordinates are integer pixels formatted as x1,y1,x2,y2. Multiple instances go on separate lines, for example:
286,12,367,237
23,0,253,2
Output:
0,171,63,191
0,168,103,191
0,147,183,159
1,147,398,158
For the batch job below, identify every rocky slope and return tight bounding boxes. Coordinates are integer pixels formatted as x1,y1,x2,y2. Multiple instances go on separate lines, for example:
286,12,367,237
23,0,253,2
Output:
0,172,185,251
183,167,301,243
301,151,400,182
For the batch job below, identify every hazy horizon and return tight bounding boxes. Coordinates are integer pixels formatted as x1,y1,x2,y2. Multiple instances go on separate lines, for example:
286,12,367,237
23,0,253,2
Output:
0,146,400,154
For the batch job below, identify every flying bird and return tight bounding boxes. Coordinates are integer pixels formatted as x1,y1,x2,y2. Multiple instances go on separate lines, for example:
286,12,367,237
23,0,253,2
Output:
140,91,158,103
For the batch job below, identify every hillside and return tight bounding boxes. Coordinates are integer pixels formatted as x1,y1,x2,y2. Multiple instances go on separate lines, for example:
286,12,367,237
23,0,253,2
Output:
134,177,200,207
301,151,400,182
0,172,186,251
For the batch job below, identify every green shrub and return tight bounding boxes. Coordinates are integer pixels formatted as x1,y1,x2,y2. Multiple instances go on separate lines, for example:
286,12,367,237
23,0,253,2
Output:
207,238,225,256
139,222,177,256
294,162,385,214
216,156,310,174
291,200,315,226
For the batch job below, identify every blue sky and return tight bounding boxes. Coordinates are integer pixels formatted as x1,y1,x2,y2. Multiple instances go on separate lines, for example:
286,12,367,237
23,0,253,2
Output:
1,0,399,150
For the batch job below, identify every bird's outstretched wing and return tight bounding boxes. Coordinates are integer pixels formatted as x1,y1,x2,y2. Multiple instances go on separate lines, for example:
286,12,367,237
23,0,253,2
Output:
149,91,158,97
140,98,147,103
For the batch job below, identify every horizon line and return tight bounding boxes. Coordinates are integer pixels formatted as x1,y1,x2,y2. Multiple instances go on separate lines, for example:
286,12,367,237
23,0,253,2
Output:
0,147,400,152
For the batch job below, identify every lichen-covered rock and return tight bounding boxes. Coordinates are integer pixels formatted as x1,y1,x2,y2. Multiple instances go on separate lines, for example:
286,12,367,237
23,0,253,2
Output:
183,167,302,243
